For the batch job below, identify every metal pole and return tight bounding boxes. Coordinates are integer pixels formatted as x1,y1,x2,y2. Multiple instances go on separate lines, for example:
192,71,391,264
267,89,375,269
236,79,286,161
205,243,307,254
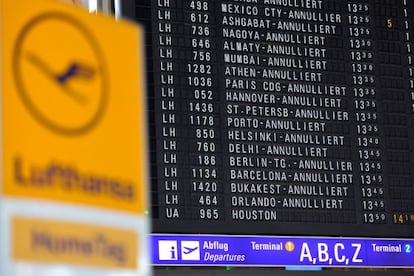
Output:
96,0,114,15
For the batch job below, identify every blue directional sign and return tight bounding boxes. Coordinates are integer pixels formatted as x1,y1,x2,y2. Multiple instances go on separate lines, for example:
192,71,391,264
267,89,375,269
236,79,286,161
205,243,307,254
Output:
152,234,414,268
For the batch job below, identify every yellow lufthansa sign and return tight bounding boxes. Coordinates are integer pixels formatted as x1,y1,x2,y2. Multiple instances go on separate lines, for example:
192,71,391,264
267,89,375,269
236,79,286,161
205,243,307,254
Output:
12,216,138,269
1,0,148,213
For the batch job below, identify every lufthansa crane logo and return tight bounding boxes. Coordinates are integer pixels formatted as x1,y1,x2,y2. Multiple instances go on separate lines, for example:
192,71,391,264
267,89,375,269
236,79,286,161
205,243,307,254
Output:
13,12,108,135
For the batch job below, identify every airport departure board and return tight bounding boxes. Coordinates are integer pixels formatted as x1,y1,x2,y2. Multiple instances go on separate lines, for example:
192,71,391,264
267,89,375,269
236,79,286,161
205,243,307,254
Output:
128,0,414,237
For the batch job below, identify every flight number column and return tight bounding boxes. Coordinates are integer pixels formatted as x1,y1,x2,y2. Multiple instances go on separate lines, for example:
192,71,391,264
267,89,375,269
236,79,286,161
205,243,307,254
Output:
185,0,223,221
347,1,386,224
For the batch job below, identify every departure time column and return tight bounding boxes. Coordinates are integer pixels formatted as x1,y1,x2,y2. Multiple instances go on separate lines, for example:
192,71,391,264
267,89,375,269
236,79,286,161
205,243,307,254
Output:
347,1,386,224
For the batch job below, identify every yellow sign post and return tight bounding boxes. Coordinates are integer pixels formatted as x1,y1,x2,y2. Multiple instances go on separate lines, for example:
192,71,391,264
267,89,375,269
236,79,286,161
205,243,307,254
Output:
0,0,150,275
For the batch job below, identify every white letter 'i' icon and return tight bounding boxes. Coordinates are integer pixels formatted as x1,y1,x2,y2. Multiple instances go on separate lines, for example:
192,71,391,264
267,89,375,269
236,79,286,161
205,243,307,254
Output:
158,240,178,260
170,245,176,259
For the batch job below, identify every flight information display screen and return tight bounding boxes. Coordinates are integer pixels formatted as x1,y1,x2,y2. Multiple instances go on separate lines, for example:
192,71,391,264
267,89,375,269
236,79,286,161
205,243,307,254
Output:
129,0,414,238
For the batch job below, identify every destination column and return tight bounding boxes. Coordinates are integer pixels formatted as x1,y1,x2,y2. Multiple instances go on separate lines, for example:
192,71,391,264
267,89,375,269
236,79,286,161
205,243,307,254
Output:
221,0,356,227
221,1,278,223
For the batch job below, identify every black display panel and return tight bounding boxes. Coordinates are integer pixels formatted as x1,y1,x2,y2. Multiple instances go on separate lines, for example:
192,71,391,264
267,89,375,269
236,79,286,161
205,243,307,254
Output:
127,0,414,237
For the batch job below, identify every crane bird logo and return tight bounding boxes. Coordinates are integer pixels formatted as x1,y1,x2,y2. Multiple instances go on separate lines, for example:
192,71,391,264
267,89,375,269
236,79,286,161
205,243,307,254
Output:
13,12,108,135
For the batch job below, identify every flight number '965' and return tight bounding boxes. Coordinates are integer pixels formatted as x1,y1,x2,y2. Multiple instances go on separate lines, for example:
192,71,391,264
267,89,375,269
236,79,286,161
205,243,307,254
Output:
299,242,363,265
